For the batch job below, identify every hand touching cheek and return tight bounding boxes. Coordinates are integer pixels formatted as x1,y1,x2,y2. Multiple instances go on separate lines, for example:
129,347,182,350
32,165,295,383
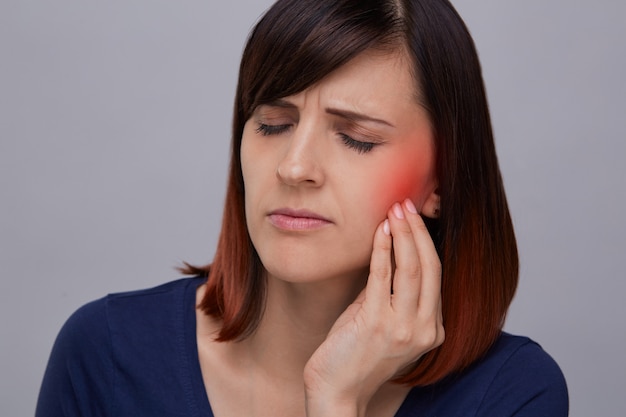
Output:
304,199,444,416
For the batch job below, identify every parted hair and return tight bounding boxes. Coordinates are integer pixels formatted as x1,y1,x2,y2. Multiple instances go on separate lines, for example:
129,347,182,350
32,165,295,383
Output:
183,0,518,386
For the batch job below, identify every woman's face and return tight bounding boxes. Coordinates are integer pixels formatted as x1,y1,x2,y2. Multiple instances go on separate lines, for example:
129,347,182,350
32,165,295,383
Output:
241,49,438,284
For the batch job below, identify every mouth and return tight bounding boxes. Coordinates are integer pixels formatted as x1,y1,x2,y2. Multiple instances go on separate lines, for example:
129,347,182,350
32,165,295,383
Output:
267,208,333,231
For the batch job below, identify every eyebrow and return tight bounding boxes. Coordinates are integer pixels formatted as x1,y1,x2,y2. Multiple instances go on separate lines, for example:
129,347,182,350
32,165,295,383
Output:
326,108,395,128
261,99,395,128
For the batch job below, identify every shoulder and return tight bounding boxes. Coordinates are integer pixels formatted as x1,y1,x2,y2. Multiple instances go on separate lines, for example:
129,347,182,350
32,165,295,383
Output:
398,333,568,417
102,276,204,320
475,332,565,382
36,277,205,416
476,333,569,416
58,277,202,338
55,276,205,366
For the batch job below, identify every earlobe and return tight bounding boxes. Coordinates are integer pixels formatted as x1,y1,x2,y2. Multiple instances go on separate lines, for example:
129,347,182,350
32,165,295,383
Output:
421,187,441,219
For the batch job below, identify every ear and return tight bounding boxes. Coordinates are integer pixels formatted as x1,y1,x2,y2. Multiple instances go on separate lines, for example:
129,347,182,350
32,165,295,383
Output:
421,187,441,219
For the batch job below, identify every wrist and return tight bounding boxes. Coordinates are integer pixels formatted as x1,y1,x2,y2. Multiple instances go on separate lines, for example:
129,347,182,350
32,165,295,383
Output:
304,389,365,417
303,364,377,417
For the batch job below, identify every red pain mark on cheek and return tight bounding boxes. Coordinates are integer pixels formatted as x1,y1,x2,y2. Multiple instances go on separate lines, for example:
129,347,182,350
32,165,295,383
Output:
389,169,419,198
375,160,433,212
373,168,414,210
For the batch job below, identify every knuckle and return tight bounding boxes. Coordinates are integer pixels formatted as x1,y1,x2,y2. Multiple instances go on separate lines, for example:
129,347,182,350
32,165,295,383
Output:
399,222,413,235
370,319,389,339
436,327,446,346
427,258,442,275
416,320,444,349
369,263,391,280
370,320,383,334
419,328,438,348
374,235,392,252
397,263,421,278
412,218,429,234
391,325,414,347
380,241,393,253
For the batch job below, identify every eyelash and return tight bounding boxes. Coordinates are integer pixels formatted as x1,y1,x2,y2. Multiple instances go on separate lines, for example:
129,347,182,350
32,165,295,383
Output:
255,123,378,154
256,123,291,136
339,133,376,154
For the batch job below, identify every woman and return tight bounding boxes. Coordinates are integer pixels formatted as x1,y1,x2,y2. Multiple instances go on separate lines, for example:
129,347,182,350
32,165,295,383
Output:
36,0,568,416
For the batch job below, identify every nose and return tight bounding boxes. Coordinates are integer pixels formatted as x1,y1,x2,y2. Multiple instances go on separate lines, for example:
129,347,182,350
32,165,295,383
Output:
276,126,324,187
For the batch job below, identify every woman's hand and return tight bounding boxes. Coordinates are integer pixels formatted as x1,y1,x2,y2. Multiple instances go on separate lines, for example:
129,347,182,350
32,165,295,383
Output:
303,199,444,417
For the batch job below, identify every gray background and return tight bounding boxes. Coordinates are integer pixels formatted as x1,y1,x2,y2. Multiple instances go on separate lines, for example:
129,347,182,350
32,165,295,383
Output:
1,0,624,416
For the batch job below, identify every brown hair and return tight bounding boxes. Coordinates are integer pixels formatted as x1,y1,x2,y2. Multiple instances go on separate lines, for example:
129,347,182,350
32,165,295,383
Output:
183,0,518,386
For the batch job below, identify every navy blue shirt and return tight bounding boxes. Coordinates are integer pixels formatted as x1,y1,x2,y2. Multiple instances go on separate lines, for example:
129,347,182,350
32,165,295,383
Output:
36,277,568,416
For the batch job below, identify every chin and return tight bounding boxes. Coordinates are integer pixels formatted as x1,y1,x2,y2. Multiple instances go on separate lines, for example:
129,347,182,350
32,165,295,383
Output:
260,252,370,286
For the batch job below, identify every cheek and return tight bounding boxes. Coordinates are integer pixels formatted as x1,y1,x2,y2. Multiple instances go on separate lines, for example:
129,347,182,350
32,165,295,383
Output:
384,166,421,198
370,154,435,214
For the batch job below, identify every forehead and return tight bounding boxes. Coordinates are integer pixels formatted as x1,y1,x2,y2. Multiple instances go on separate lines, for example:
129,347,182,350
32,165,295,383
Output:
283,49,420,121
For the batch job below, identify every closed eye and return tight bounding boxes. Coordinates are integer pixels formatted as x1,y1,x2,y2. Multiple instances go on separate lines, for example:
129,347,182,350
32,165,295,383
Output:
339,133,377,154
256,123,292,136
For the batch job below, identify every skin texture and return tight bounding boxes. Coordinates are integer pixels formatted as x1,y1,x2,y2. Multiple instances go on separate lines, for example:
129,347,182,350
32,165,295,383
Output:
197,49,444,417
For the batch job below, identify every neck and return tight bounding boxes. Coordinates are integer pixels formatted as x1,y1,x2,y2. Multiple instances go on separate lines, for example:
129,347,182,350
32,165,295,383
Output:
242,270,367,381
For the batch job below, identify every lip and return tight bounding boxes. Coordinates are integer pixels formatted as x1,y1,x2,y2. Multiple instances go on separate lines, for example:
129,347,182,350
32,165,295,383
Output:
267,208,333,231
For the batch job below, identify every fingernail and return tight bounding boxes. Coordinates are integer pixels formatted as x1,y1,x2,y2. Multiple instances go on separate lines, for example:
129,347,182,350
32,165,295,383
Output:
404,199,417,214
392,203,404,219
383,219,390,235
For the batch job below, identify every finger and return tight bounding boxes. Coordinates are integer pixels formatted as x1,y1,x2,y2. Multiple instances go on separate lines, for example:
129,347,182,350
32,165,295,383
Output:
402,198,442,315
365,219,393,311
387,202,422,315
